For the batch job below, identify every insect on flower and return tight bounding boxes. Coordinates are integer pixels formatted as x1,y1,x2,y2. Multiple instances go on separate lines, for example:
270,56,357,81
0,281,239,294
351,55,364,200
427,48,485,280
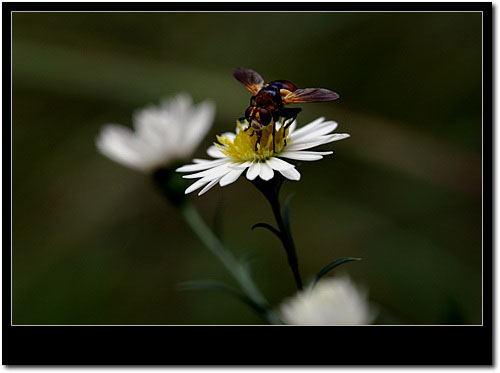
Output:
176,117,350,195
233,67,340,151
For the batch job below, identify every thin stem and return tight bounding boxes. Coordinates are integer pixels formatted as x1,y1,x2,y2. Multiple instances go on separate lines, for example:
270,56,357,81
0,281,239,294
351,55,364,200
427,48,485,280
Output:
152,167,281,324
251,176,303,290
268,196,303,290
180,203,281,325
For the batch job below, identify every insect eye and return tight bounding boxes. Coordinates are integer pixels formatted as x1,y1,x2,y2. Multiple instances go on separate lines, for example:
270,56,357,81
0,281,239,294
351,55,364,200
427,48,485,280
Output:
259,108,271,125
245,107,254,121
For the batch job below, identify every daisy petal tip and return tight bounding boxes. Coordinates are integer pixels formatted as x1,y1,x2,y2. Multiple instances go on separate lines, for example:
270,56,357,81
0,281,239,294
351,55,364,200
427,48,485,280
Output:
185,182,203,195
259,173,274,181
246,173,258,181
280,167,301,181
198,183,215,196
246,162,260,181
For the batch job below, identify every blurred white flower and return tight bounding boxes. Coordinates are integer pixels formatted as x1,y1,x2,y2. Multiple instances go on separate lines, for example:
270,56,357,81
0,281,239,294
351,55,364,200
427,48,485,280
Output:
279,275,376,325
96,93,215,172
176,117,349,196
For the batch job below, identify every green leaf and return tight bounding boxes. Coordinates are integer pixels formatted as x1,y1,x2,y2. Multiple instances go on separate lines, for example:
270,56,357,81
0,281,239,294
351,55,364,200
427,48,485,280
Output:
177,280,264,313
251,222,282,240
310,258,362,289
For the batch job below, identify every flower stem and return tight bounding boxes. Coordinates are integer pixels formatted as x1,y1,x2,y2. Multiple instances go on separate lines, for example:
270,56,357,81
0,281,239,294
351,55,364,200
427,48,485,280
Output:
251,175,303,290
268,195,303,290
179,203,280,324
153,167,281,325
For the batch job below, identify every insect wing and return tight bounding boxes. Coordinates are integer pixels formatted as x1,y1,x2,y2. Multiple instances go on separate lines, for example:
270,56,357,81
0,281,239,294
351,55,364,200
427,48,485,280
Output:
233,67,265,94
282,88,339,103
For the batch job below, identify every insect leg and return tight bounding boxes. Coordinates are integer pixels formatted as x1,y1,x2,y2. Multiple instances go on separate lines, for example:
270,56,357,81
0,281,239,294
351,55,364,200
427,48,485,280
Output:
255,131,262,151
281,108,302,146
271,111,282,153
282,108,302,129
245,110,257,132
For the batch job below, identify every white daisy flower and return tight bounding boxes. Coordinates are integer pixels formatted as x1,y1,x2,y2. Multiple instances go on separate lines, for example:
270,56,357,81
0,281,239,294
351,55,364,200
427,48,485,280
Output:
176,117,350,195
279,275,376,325
96,93,215,172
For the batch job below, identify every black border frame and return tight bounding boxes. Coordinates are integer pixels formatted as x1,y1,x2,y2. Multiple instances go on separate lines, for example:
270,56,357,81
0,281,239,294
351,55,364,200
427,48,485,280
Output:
3,2,493,365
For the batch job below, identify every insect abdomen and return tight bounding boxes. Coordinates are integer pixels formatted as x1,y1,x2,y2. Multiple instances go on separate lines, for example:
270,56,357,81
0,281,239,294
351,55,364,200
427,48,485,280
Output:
267,80,297,92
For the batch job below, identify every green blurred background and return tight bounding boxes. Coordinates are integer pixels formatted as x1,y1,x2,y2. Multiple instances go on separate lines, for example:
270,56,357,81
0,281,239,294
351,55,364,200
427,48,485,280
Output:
12,12,482,325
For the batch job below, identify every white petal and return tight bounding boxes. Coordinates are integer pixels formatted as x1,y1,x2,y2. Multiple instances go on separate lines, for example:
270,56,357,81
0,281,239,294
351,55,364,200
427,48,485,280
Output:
286,134,350,152
279,151,332,161
99,94,217,173
279,167,301,181
275,119,283,131
207,145,225,158
184,165,231,194
132,106,176,149
259,162,274,181
176,159,228,172
192,158,211,164
180,101,215,155
279,276,375,325
246,162,261,181
198,177,222,195
96,124,157,172
229,161,253,170
130,94,216,161
266,157,296,172
333,133,351,141
287,150,333,156
279,153,323,161
159,93,192,132
287,119,298,134
219,168,245,186
220,132,236,141
288,117,325,138
185,178,212,194
289,122,339,143
182,164,231,179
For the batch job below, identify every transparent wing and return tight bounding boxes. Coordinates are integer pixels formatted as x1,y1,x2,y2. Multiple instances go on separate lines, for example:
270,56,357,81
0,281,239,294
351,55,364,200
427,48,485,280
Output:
233,67,265,94
282,88,339,103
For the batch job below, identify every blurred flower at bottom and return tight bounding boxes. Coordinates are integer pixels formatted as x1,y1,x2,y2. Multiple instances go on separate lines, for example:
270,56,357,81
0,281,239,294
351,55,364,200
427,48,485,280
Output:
96,93,215,172
279,275,376,325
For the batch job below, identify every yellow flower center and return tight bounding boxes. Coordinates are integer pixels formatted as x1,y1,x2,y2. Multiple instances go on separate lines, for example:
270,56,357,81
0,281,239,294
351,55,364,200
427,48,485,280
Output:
216,120,290,162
